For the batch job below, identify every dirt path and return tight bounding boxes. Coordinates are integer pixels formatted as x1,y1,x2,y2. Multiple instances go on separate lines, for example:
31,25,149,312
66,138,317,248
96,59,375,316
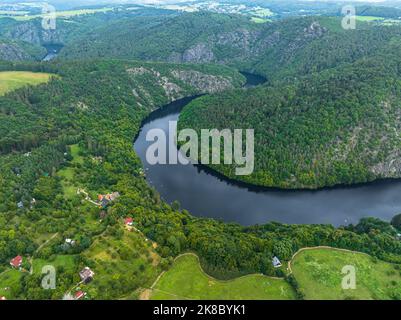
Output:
29,233,59,275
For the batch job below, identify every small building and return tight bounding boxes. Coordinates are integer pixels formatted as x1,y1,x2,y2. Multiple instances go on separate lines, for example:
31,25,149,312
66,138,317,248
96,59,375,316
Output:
272,256,282,268
65,239,76,246
101,198,109,208
124,217,134,226
0,296,6,300
17,201,24,209
30,198,36,209
10,256,23,269
79,267,95,283
74,291,86,300
98,192,120,208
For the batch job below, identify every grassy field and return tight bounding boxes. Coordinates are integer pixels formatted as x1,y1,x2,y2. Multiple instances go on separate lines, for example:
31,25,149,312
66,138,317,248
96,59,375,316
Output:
356,16,385,22
0,71,53,96
291,247,401,300
57,144,84,198
32,255,77,276
251,17,271,24
83,228,163,299
150,254,296,300
0,269,23,299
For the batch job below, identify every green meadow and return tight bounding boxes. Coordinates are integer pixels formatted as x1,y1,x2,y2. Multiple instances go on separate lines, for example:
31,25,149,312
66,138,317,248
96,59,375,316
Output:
291,248,401,300
0,269,23,299
0,71,53,96
151,254,296,300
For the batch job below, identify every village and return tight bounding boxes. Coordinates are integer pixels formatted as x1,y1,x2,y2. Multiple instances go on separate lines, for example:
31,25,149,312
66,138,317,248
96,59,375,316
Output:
1,188,148,301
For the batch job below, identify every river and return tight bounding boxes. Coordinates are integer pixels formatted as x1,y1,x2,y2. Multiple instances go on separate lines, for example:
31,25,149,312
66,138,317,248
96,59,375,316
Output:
42,44,63,61
134,73,401,226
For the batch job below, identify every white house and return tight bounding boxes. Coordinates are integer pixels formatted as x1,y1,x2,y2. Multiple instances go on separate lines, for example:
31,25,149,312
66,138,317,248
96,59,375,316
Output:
272,256,282,268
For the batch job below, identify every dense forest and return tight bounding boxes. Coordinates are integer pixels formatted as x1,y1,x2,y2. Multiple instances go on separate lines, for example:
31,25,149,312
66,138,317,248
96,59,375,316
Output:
178,16,401,189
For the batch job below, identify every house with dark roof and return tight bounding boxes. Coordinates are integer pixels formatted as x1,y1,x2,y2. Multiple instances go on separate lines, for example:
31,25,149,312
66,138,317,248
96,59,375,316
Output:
79,267,95,283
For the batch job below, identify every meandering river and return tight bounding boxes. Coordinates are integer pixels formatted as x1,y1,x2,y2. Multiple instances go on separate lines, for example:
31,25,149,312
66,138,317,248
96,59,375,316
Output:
134,73,401,226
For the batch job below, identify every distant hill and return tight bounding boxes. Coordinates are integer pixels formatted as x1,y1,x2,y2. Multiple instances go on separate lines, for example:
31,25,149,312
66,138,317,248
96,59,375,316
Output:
356,5,401,18
58,12,399,80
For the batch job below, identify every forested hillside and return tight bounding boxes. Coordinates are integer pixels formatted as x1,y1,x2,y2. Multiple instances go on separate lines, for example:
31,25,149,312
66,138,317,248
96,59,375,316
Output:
58,12,401,80
1,59,401,299
0,6,177,61
179,36,401,189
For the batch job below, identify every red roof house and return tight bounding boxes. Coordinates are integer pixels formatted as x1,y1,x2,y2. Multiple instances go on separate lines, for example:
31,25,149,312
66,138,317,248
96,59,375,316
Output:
74,291,86,300
124,217,133,226
10,256,22,268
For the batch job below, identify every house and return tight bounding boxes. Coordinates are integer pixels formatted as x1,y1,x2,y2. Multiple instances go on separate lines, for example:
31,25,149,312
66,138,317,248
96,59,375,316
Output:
101,198,109,208
124,217,134,226
12,167,21,175
10,255,23,269
79,267,95,283
0,296,6,300
30,198,36,209
17,201,24,209
65,239,76,246
98,192,120,208
74,291,86,300
272,256,282,268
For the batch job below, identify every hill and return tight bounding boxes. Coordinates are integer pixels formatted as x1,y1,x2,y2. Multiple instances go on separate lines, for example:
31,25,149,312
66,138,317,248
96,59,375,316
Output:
291,247,401,300
178,29,401,189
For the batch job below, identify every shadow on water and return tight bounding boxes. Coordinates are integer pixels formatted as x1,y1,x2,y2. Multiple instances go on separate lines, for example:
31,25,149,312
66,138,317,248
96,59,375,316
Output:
134,72,401,227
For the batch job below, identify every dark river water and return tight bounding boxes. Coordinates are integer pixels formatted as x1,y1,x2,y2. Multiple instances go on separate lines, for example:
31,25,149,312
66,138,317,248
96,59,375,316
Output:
134,73,401,226
42,44,63,61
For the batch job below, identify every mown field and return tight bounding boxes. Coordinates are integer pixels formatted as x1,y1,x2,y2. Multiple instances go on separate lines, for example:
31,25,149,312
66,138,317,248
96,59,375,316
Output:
291,247,401,300
150,254,296,300
0,71,52,95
